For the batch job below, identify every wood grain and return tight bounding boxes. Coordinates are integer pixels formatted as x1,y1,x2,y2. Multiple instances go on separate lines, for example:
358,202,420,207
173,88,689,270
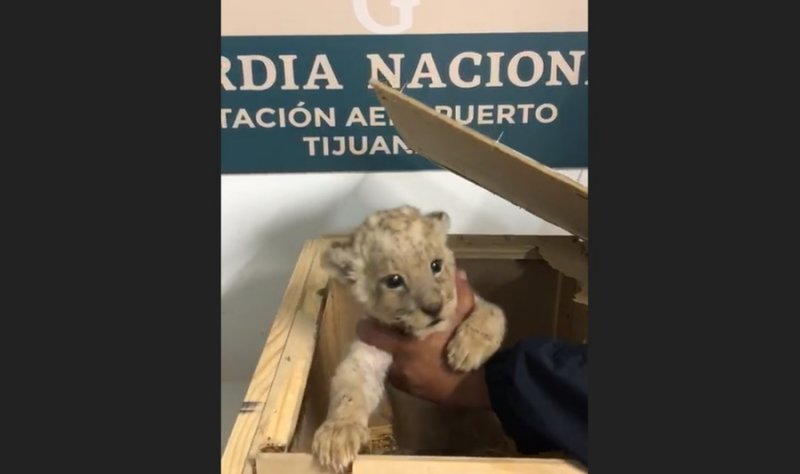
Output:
256,245,331,451
256,453,586,474
222,240,326,474
372,80,588,241
353,455,586,474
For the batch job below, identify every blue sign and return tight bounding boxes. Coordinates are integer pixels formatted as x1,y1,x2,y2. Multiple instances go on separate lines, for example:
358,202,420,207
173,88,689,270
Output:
221,32,588,173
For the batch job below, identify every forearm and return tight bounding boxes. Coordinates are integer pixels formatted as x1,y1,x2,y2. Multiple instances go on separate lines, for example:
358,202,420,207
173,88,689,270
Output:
484,338,588,466
313,340,393,473
327,340,393,422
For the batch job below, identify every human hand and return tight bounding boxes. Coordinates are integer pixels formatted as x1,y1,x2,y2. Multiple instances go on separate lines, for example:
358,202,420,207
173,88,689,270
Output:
356,270,491,410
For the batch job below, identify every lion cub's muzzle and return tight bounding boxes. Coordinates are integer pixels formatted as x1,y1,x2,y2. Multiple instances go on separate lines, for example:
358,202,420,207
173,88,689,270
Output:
419,300,443,327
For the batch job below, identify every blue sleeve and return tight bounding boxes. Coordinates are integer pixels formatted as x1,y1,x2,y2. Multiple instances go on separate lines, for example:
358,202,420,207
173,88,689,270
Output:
484,337,588,467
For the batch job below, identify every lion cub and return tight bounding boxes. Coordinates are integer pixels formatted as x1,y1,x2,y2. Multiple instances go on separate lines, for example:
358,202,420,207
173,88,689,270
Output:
311,206,506,472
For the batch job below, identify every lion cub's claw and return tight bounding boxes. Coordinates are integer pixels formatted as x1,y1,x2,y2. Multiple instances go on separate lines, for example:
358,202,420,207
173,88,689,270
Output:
312,420,369,473
446,321,502,372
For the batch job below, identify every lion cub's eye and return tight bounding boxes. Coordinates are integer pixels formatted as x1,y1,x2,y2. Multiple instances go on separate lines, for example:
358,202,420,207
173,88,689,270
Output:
384,274,405,289
430,259,443,274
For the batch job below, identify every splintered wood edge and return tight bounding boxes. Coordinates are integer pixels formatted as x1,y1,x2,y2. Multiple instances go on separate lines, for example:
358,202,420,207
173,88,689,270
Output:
222,239,329,474
531,236,588,305
256,453,587,474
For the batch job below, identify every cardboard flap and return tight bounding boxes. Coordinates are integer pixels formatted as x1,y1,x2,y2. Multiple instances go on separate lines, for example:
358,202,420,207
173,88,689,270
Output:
372,80,588,241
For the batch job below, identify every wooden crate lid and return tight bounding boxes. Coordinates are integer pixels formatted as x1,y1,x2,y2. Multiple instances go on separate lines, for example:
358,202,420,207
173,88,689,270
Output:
372,80,588,241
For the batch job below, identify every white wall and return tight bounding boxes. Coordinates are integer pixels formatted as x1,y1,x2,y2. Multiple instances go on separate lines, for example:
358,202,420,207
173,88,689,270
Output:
220,168,588,449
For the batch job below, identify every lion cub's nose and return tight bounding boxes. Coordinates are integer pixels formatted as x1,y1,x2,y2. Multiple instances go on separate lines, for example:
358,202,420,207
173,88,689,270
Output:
420,302,443,317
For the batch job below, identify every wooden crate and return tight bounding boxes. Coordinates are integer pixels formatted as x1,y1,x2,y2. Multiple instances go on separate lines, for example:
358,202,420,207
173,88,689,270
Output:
223,235,587,474
222,82,588,473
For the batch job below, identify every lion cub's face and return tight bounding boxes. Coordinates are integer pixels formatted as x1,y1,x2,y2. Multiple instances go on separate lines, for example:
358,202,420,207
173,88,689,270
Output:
322,206,457,335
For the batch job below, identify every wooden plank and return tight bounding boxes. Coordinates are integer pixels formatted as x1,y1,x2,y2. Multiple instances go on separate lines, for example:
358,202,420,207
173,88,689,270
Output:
354,455,586,474
318,234,580,261
257,244,331,451
257,453,586,474
372,80,588,241
222,240,325,474
448,235,544,260
256,453,327,474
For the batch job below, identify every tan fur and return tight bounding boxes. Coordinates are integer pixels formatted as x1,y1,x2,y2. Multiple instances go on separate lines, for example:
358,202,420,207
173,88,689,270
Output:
312,206,507,472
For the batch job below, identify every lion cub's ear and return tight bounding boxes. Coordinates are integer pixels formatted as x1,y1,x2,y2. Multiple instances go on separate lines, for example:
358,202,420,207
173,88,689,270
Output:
321,240,361,284
425,211,451,234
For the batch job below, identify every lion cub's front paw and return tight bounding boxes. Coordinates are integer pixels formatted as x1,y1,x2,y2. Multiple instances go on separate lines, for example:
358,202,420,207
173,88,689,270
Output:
312,419,369,473
446,310,504,372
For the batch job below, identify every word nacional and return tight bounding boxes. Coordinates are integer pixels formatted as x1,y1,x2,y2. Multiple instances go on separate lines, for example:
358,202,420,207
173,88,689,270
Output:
221,50,588,91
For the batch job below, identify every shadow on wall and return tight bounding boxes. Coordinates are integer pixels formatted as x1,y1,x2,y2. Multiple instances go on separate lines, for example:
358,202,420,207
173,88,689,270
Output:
221,177,378,382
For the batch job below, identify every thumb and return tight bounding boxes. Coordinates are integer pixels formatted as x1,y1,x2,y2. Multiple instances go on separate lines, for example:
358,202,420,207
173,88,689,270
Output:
453,269,475,322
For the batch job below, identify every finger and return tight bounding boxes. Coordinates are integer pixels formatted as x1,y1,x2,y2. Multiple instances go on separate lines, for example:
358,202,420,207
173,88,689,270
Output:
453,269,476,321
356,318,409,354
